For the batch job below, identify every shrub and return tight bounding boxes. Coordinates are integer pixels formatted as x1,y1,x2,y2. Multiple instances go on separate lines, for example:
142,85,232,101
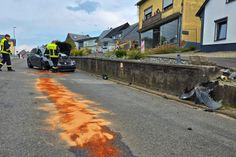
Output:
127,50,146,59
70,49,79,56
145,45,180,55
145,44,197,54
189,46,196,51
82,48,92,56
115,49,127,58
180,46,197,52
70,48,92,56
104,51,116,58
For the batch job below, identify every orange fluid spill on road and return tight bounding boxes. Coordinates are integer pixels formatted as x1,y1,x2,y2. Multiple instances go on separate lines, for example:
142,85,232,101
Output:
34,70,67,77
36,78,120,157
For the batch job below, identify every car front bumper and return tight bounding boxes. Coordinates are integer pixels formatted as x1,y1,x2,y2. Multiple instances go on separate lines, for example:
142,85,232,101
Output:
58,65,76,72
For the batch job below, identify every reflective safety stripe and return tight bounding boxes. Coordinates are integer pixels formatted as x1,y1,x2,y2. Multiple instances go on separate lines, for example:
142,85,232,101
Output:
0,62,3,65
0,38,11,54
52,66,58,69
47,43,59,58
1,51,11,54
7,65,12,67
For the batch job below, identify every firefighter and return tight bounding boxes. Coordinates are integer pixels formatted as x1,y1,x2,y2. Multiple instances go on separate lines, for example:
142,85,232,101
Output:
0,34,15,71
46,41,60,72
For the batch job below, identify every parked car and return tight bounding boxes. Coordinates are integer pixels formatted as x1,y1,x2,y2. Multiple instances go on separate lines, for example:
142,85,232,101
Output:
27,47,76,72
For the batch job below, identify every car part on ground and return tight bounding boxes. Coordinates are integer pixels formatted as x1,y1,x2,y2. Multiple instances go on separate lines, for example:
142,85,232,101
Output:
218,69,236,81
102,74,108,80
180,81,222,111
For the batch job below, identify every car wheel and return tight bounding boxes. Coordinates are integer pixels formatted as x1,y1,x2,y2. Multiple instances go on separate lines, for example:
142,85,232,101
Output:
41,61,50,70
27,59,33,68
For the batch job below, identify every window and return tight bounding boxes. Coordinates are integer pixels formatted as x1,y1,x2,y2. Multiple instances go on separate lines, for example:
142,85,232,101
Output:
36,49,42,56
144,7,152,20
215,17,228,41
160,19,179,45
226,0,235,3
163,0,173,10
31,48,37,54
103,42,108,47
141,29,154,48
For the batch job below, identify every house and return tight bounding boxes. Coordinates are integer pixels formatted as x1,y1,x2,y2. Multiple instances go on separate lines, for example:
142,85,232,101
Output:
77,37,98,53
17,50,29,59
196,0,236,52
97,29,114,53
97,23,130,53
117,23,139,50
65,33,90,49
0,35,16,55
136,0,205,49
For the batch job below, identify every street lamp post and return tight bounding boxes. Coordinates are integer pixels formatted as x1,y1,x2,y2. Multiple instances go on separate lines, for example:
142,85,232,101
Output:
13,27,16,39
13,27,16,55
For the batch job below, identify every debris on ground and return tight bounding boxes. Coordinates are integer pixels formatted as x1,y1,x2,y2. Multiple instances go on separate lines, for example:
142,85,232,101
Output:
102,74,108,80
187,127,193,131
180,81,222,111
229,72,236,80
218,69,236,81
176,54,182,64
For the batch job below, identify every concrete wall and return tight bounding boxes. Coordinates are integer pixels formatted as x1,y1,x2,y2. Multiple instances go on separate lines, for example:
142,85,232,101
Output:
73,57,218,96
213,85,236,107
203,0,236,45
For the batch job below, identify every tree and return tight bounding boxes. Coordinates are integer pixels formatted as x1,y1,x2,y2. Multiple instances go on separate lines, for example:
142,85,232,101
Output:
65,38,76,49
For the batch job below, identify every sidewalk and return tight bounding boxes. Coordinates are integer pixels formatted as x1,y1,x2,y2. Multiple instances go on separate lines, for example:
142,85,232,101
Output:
149,51,236,70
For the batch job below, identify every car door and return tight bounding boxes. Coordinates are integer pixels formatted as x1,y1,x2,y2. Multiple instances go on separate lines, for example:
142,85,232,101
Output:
34,49,43,68
29,48,38,66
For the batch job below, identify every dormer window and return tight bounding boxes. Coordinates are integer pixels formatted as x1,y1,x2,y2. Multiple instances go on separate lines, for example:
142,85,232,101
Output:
226,0,235,3
163,0,173,10
144,7,152,20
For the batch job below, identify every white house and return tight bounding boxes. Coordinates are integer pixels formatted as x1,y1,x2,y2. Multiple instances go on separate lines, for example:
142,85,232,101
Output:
82,37,98,53
196,0,236,52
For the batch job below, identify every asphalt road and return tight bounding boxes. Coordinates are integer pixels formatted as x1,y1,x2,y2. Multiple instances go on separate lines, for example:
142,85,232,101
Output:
208,58,236,70
0,59,236,157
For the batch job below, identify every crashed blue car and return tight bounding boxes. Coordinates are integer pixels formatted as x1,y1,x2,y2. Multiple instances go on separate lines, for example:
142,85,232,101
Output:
27,47,76,72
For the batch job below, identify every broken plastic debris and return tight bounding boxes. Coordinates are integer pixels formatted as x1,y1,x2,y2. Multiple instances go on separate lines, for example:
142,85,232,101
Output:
229,72,236,80
180,81,222,110
219,69,236,81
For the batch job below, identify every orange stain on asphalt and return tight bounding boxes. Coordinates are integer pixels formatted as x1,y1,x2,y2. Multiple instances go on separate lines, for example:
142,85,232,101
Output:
34,70,67,77
36,78,120,157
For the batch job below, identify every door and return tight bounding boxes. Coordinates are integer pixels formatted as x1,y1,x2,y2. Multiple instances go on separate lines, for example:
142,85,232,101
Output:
153,27,160,47
35,49,43,68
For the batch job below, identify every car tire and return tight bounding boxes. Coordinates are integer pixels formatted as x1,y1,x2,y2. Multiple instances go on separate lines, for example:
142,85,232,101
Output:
27,59,33,68
41,61,50,70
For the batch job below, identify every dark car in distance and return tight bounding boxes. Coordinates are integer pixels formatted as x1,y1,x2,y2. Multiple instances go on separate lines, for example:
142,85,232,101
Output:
27,47,76,72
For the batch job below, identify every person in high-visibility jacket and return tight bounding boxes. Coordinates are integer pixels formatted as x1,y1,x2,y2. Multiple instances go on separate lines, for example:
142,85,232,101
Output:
0,34,15,71
46,41,60,72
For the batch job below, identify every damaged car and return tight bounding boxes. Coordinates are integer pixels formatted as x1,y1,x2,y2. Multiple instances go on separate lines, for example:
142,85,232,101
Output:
27,44,76,72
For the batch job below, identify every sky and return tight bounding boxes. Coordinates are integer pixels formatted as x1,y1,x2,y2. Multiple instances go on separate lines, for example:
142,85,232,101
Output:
0,0,138,51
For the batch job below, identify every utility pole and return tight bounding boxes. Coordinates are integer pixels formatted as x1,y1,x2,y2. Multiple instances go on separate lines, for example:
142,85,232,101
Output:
13,27,16,55
13,27,16,39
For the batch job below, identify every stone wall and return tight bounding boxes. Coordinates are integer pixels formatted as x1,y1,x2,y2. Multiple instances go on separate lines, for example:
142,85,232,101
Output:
73,57,219,96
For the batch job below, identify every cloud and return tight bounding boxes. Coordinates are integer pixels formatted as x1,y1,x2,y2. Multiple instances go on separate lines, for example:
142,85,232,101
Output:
67,0,100,13
0,0,138,48
17,44,34,52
